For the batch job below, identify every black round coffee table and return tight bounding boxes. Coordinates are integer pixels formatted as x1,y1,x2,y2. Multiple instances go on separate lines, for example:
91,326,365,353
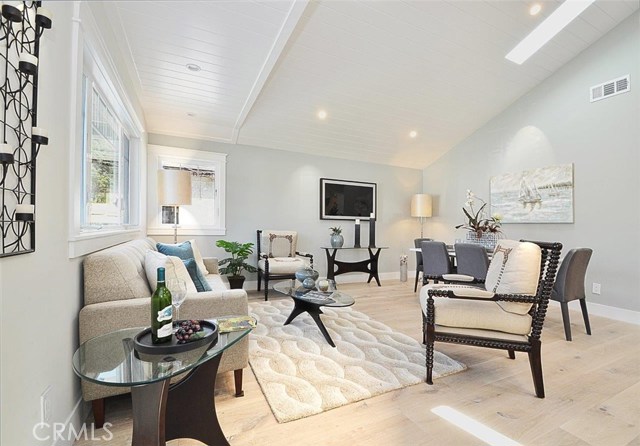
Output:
273,281,355,347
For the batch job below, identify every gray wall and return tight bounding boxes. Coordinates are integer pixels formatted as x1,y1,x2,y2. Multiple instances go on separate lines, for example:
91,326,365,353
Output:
0,4,82,444
148,134,423,280
422,13,640,312
0,3,146,444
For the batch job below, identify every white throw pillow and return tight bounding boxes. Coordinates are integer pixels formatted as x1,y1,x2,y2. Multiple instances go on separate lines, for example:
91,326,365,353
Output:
188,239,209,275
145,250,197,294
485,239,541,315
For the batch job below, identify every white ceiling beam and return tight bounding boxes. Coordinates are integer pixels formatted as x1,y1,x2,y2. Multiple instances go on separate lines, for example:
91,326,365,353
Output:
231,0,310,143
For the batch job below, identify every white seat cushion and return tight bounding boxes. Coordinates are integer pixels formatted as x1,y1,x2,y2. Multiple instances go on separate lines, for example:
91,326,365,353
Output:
434,326,529,342
258,257,306,274
419,284,532,335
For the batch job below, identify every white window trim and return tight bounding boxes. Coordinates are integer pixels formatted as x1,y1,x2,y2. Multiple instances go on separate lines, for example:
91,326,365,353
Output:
147,145,226,237
68,3,145,258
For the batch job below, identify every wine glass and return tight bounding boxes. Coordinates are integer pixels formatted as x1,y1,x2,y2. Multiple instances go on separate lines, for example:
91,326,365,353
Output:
166,278,187,329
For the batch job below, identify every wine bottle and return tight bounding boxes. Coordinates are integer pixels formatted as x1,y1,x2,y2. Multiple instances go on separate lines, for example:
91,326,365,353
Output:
151,267,173,344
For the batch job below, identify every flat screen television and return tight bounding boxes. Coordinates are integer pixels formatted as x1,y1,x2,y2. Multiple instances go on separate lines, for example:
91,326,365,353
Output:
320,178,377,220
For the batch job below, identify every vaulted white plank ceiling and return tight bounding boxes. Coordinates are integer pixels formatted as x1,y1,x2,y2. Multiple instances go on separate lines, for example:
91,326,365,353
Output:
110,0,638,169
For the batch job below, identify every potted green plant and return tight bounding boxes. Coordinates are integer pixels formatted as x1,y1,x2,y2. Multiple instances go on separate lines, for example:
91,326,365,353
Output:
330,226,344,248
215,240,258,289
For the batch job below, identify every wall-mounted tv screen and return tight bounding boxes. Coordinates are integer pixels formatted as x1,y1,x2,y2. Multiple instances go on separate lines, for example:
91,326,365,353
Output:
320,178,377,220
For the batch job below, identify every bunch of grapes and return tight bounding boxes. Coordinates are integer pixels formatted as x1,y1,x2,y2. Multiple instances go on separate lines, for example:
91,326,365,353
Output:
175,320,204,344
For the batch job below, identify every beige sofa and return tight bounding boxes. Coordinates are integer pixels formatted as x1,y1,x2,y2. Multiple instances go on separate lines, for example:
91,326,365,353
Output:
79,237,249,426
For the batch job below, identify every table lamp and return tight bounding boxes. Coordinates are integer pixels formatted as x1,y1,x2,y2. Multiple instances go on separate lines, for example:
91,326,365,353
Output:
411,194,432,238
158,169,192,243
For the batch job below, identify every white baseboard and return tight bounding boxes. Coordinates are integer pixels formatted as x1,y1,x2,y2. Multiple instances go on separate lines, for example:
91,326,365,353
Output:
243,271,403,292
243,275,639,325
333,271,401,284
549,300,640,325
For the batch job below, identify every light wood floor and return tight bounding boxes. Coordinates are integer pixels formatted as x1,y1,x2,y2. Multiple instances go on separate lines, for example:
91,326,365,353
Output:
75,280,640,446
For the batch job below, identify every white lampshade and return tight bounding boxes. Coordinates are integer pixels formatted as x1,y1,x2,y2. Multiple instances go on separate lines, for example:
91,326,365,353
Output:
411,194,432,218
158,169,192,206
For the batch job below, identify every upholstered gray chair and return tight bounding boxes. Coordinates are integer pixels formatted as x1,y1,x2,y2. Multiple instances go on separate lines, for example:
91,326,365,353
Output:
420,239,562,398
421,241,479,286
414,238,432,292
421,241,452,284
551,248,593,341
454,243,490,281
257,230,313,301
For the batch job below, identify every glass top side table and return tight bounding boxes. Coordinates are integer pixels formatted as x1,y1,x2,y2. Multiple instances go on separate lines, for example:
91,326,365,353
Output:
72,317,254,446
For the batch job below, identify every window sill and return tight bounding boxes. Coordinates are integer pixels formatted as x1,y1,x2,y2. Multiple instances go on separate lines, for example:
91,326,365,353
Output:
147,227,226,237
68,227,143,258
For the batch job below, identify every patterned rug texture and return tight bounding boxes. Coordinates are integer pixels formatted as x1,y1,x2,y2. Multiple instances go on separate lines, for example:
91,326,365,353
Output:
248,299,466,423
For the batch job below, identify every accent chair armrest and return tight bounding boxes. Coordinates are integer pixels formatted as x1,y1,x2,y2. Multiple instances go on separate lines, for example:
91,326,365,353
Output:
424,274,485,285
427,287,536,303
427,285,495,300
296,251,313,267
442,273,475,282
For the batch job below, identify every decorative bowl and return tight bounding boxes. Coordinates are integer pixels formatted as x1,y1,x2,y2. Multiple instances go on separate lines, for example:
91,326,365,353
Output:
295,267,319,283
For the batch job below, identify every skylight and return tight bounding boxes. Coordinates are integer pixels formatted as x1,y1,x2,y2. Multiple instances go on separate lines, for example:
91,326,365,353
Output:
506,0,595,64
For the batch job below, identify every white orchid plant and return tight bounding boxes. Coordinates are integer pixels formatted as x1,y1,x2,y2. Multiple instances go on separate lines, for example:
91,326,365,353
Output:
455,190,503,237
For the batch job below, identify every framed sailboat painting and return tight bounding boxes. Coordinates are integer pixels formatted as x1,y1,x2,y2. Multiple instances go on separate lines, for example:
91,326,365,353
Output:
490,164,574,223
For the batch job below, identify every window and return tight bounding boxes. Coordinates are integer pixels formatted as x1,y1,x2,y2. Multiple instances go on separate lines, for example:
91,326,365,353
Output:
68,9,144,259
81,83,132,228
147,145,226,237
160,165,216,225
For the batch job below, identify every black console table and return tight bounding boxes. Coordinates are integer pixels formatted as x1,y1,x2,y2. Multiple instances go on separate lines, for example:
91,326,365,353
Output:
322,247,388,286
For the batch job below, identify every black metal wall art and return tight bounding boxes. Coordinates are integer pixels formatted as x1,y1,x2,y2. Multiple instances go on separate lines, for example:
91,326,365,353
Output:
0,1,51,257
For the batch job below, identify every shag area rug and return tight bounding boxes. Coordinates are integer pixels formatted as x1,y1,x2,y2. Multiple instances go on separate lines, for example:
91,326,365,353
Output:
248,299,466,423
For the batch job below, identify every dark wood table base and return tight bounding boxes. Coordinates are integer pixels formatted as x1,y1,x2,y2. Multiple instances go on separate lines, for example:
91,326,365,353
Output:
324,247,383,286
131,354,228,446
284,299,336,347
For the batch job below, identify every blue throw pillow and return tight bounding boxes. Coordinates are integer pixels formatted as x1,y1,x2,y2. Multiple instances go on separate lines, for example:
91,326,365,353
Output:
183,258,212,293
157,241,194,260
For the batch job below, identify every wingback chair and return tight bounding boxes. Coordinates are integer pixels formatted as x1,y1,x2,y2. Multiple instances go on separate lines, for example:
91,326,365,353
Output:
420,239,562,398
257,230,313,301
551,248,593,341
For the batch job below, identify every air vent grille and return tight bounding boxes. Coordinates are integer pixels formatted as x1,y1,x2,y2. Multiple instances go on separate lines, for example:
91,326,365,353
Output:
591,75,630,102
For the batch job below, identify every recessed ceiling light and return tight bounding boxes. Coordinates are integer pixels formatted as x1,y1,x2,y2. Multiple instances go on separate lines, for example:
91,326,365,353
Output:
529,3,542,16
409,130,418,139
506,0,595,65
317,110,327,120
186,63,201,72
